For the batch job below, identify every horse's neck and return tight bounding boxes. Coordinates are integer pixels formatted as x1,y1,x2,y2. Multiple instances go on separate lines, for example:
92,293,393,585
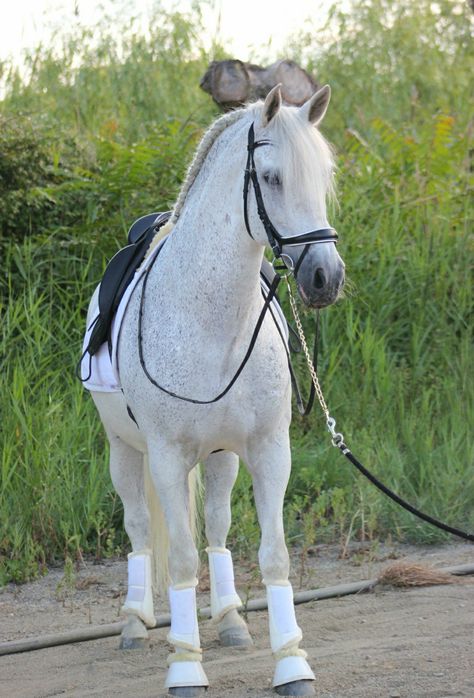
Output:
147,119,265,329
151,212,264,329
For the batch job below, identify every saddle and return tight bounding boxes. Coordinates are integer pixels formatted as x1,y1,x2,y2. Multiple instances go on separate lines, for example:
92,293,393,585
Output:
85,212,171,357
82,210,298,363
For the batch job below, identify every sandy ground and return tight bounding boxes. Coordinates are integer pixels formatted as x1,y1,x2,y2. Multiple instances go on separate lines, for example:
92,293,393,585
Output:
1,542,473,698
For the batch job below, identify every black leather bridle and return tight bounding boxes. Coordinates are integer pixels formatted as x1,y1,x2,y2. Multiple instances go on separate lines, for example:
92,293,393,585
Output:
135,121,337,408
243,122,338,275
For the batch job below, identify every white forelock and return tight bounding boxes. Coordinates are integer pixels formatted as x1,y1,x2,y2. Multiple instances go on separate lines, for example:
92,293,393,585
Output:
257,103,336,213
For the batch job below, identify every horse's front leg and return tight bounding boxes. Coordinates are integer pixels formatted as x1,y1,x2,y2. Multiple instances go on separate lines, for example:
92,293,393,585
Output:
247,432,316,697
147,440,208,697
204,451,252,647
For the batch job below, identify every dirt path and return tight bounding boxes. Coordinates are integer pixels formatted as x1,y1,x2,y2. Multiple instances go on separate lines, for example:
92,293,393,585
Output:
1,542,473,697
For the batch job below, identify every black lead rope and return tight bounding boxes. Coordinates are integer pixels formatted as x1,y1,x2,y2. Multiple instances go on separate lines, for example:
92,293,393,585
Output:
286,281,473,543
335,440,474,542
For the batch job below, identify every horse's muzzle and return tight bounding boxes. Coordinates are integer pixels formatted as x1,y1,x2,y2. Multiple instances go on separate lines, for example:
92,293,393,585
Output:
296,247,345,309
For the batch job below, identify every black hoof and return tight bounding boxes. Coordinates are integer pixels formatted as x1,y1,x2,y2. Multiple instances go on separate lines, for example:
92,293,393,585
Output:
168,687,208,697
218,627,254,648
275,680,315,697
119,636,149,650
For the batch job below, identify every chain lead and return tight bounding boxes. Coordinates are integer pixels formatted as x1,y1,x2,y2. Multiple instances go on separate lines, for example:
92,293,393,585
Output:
285,278,344,448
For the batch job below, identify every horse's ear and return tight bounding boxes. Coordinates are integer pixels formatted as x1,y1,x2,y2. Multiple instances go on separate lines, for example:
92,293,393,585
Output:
261,84,282,126
300,84,331,126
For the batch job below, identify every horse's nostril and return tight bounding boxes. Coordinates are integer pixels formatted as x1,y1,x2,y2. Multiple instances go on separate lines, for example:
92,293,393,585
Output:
313,268,326,289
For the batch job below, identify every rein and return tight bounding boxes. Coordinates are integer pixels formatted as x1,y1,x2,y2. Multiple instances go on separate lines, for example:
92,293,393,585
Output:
136,121,473,544
137,121,332,408
138,269,281,405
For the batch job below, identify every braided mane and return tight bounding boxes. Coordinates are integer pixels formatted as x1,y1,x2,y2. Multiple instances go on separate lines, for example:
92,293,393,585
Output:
144,100,335,260
144,108,245,258
172,108,245,223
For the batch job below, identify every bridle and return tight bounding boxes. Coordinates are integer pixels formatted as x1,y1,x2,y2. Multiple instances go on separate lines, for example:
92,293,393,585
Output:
243,122,338,276
136,121,338,407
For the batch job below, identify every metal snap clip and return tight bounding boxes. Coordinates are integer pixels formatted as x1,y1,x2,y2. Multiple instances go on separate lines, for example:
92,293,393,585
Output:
272,254,294,278
327,417,344,448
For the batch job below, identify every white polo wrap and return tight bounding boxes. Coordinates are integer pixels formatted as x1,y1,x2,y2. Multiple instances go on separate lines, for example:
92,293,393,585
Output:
165,584,209,689
266,583,302,652
121,549,156,627
207,547,242,621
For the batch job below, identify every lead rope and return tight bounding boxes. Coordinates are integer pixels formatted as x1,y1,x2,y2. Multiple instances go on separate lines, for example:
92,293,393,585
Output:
286,279,342,445
285,277,474,543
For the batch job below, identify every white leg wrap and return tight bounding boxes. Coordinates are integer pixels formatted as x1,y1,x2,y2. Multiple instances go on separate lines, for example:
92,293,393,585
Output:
266,583,314,687
266,583,302,652
121,549,156,628
166,585,209,689
167,584,201,651
207,547,242,622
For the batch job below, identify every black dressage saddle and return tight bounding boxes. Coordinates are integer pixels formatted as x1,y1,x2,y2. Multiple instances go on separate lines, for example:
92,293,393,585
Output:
84,211,171,357
82,210,292,363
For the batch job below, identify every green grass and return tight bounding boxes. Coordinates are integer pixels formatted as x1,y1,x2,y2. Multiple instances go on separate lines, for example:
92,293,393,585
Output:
1,0,473,583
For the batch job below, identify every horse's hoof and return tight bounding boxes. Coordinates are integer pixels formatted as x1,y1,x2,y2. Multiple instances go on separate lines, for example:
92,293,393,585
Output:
168,687,208,697
119,635,149,650
218,626,254,647
274,680,316,697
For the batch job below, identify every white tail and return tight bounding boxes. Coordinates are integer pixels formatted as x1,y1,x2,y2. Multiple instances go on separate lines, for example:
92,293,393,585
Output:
143,454,203,595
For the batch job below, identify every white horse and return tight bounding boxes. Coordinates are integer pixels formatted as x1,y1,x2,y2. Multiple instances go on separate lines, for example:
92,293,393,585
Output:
84,85,345,696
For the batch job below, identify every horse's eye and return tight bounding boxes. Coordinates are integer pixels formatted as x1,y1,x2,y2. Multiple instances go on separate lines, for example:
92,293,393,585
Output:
263,171,282,187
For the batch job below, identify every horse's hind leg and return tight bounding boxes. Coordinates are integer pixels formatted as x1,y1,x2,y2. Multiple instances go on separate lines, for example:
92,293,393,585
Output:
107,434,154,649
204,451,252,648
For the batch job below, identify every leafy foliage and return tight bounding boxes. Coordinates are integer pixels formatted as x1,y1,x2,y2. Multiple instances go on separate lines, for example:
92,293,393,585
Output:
0,0,473,582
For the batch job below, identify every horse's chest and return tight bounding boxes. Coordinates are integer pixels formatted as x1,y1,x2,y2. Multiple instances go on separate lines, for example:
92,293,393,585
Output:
121,329,289,448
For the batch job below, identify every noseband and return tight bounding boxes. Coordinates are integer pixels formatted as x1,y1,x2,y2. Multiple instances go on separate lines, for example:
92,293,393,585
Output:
243,122,338,274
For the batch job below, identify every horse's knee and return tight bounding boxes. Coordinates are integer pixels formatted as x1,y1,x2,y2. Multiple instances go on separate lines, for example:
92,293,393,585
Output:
168,533,199,584
259,537,289,583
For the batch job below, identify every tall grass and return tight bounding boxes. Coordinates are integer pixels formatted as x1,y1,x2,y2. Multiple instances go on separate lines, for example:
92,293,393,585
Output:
1,0,473,582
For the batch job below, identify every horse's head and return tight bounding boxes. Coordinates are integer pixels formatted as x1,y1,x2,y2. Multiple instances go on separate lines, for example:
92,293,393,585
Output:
247,84,345,308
